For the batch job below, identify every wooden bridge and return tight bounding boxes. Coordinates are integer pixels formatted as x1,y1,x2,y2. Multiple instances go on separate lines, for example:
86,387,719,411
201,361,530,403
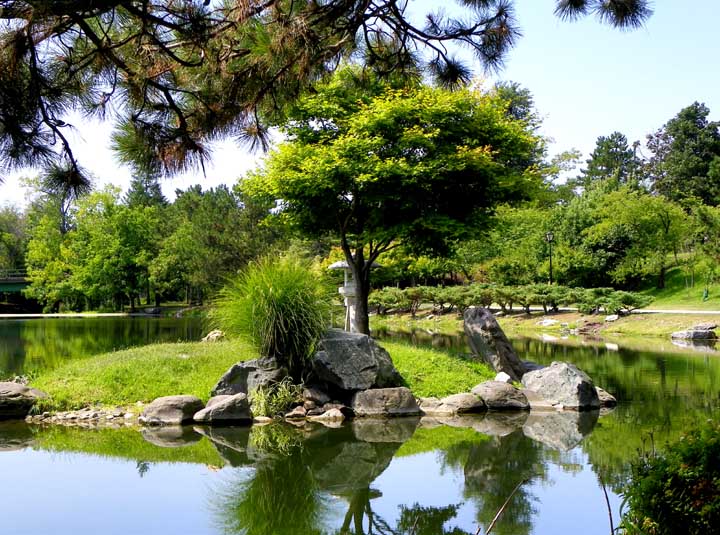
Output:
0,270,29,293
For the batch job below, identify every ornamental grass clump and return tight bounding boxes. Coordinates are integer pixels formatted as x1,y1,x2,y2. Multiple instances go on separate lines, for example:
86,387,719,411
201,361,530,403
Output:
213,256,332,378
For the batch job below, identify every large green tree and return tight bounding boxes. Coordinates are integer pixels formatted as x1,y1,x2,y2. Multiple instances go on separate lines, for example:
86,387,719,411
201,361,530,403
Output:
648,102,720,205
0,1,651,183
244,72,543,333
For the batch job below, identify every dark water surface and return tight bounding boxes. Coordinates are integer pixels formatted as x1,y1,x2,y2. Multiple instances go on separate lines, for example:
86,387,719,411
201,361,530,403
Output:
0,316,204,376
0,318,718,534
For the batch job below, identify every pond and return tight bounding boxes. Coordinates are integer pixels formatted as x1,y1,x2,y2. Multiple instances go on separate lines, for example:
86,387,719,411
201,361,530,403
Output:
0,318,718,534
0,316,204,377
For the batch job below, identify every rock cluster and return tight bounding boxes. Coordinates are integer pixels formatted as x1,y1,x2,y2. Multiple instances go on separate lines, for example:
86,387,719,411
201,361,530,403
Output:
26,406,138,426
671,323,718,340
0,382,48,420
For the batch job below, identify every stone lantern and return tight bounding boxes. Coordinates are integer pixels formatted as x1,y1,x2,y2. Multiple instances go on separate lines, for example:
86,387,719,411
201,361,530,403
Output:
328,260,380,333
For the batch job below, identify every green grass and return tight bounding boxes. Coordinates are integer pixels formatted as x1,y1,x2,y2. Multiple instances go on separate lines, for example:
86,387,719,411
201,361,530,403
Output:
30,333,493,411
32,339,255,411
383,340,495,398
641,266,720,310
372,312,464,334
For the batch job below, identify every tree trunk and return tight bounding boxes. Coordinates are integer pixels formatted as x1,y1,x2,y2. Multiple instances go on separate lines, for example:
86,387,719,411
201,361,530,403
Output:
657,264,666,289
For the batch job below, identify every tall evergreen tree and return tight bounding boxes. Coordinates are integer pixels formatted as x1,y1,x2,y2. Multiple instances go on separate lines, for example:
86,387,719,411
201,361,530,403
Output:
648,102,720,205
0,1,652,183
577,132,640,189
124,177,168,208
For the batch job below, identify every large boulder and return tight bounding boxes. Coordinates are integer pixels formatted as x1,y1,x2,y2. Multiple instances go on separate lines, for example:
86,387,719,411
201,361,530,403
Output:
671,323,718,340
351,387,420,417
464,307,528,381
139,395,204,426
0,382,48,420
311,330,403,394
521,361,600,410
471,381,530,411
212,356,288,396
193,393,252,425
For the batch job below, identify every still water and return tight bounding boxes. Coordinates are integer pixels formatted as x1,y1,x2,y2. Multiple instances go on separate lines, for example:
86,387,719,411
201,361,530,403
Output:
0,318,718,535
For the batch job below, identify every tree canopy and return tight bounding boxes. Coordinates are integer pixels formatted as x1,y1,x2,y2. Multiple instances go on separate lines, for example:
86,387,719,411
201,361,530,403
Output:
243,70,543,332
0,0,652,183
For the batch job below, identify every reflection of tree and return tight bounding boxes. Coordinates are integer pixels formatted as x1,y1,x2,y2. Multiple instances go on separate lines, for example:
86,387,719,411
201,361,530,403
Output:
136,460,150,478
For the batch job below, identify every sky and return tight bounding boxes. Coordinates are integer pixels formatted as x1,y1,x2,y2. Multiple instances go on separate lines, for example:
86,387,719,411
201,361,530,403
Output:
1,0,719,207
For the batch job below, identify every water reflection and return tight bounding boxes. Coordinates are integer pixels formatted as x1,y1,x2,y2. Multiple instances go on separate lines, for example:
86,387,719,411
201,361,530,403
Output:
0,317,204,375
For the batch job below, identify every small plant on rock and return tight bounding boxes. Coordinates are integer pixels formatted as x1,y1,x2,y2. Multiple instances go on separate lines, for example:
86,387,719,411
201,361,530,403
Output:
249,378,304,418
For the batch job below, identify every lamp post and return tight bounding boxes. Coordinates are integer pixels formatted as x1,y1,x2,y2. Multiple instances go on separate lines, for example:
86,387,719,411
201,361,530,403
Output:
545,231,554,285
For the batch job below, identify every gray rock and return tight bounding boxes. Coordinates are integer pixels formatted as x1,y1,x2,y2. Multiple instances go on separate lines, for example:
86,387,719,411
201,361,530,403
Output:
201,329,225,342
0,382,48,420
471,381,530,411
311,329,403,392
494,372,513,384
308,407,345,424
351,387,420,417
193,393,252,425
521,362,600,410
693,322,718,331
596,387,617,407
303,386,331,405
285,406,307,420
522,410,599,451
212,356,289,396
418,393,486,416
139,395,205,426
604,314,619,322
464,307,528,381
520,389,556,411
671,329,718,340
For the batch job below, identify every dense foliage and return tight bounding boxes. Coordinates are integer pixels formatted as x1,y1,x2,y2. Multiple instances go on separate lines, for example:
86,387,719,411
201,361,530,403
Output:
619,422,720,535
212,257,332,378
244,69,544,333
0,0,651,184
369,284,653,316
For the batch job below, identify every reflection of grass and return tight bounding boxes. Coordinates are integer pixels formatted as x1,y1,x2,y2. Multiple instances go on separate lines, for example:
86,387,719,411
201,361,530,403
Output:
33,425,224,466
383,340,494,398
33,339,255,411
396,426,490,458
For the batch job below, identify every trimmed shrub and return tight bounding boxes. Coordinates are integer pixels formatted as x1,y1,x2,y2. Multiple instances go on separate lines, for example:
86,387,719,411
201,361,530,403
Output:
620,422,720,535
212,256,332,377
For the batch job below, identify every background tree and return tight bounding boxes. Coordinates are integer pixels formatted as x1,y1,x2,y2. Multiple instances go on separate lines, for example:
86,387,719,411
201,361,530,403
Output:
648,102,720,205
0,206,27,271
576,131,641,190
244,71,543,333
124,176,168,208
0,1,652,182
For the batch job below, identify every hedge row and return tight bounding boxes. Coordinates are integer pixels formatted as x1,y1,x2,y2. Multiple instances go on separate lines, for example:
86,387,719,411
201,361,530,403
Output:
368,284,653,316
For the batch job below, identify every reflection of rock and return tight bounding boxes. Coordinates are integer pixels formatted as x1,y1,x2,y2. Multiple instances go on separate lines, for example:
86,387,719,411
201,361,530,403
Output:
521,362,600,410
0,422,35,451
194,425,252,466
311,330,403,394
139,395,205,426
522,410,599,451
141,425,201,447
0,382,48,420
351,387,420,417
312,440,398,493
212,356,288,396
419,412,527,437
464,307,528,381
671,338,718,352
352,417,419,443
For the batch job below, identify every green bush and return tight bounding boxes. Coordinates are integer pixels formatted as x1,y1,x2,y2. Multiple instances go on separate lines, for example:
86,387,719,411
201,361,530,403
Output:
249,377,304,418
619,422,720,535
212,256,332,377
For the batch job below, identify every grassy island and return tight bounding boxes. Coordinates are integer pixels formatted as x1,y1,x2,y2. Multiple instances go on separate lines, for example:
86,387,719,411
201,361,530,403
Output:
31,337,495,412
